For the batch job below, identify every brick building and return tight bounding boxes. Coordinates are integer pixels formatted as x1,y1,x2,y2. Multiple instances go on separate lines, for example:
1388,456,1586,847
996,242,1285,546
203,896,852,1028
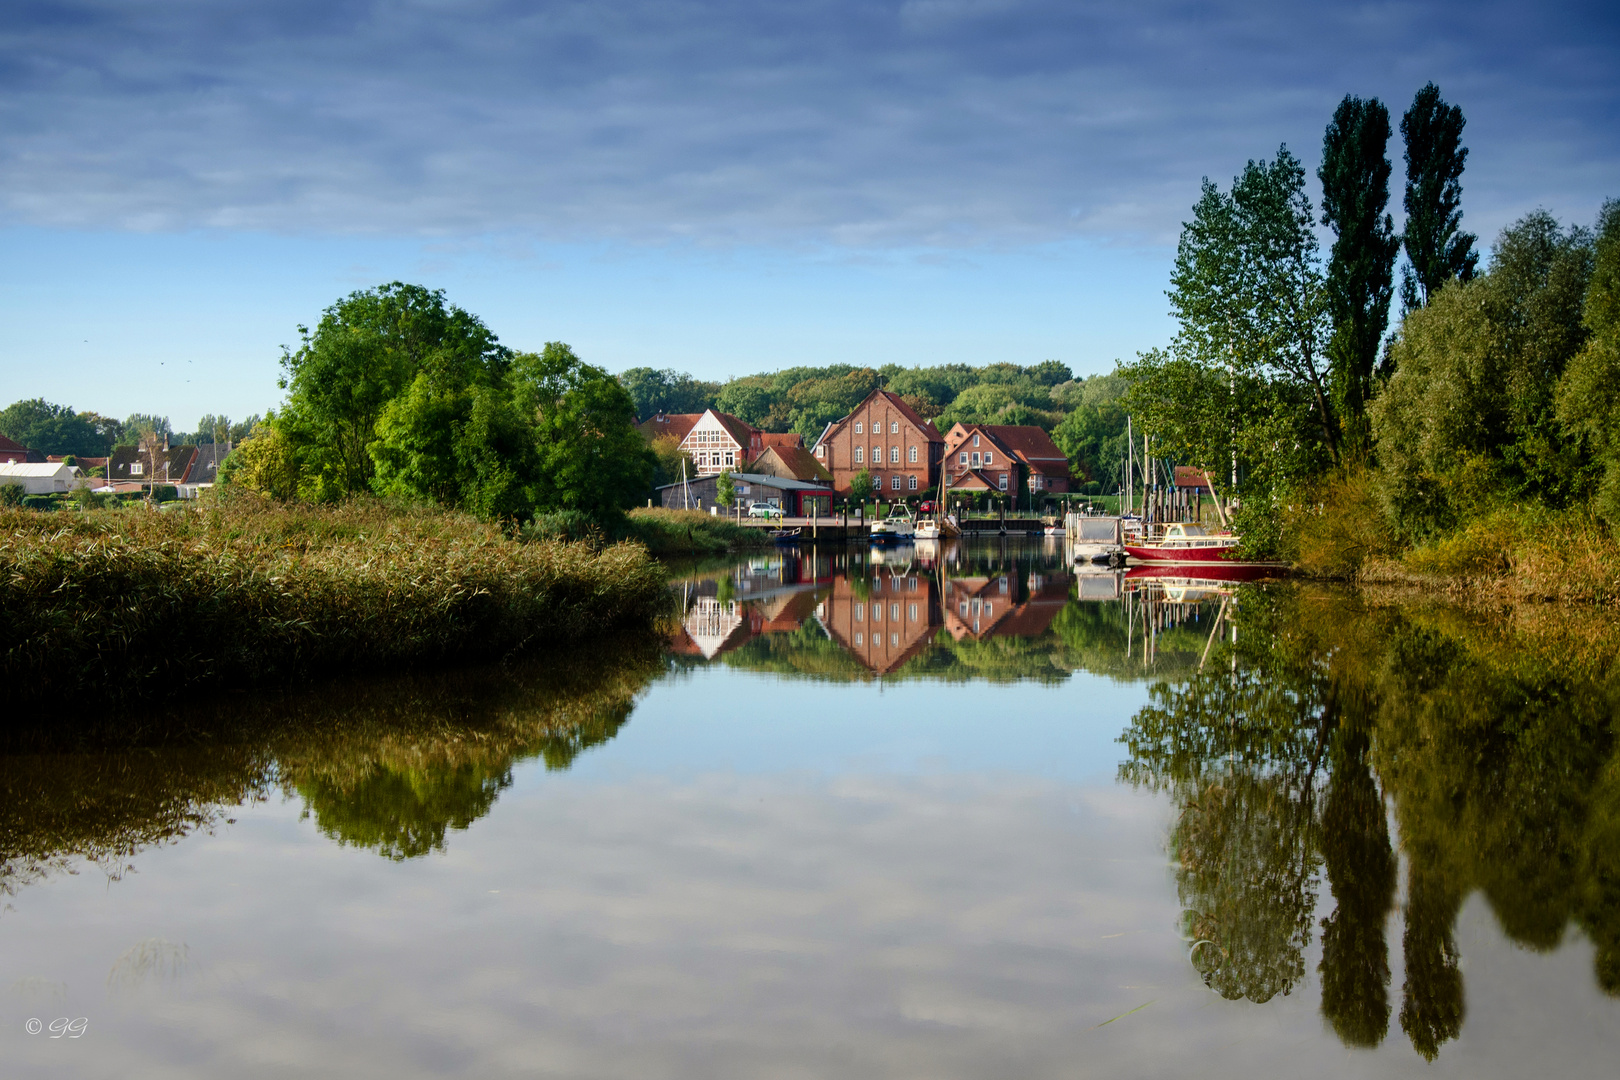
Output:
637,409,804,477
810,390,945,498
941,422,1073,497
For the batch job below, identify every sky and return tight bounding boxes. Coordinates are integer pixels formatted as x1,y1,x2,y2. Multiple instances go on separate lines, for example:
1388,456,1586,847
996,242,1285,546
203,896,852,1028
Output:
0,0,1616,427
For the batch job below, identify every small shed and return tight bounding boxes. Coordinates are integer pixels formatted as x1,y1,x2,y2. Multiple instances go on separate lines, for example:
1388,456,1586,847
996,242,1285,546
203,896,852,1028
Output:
655,471,833,515
0,461,82,494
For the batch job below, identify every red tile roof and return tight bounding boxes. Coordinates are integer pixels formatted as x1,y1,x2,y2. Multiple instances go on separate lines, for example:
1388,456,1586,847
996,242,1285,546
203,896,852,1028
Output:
638,413,702,443
1174,466,1215,490
761,432,803,450
710,410,760,449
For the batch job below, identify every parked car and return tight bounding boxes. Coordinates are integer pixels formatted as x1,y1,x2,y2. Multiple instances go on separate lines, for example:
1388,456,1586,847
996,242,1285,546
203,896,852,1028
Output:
918,500,936,513
747,502,783,519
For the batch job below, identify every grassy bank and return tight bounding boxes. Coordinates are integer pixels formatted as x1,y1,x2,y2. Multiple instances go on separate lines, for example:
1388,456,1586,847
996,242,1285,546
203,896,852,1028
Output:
1286,469,1620,604
624,507,771,555
0,493,671,707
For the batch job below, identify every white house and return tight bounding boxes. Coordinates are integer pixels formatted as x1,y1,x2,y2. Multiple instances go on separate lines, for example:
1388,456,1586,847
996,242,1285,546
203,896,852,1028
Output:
0,461,83,495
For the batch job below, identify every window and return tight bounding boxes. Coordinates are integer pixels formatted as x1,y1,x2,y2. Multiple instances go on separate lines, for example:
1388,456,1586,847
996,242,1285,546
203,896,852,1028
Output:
890,604,899,621
958,452,967,465
130,462,144,476
890,421,899,434
725,452,735,466
984,603,993,617
999,474,1008,490
908,603,917,621
816,445,824,458
972,434,980,447
889,447,899,463
856,604,863,621
855,421,863,433
891,476,902,490
983,451,993,466
908,446,917,463
908,476,917,490
872,445,881,462
890,633,898,646
873,604,882,622
971,452,980,466
856,633,863,645
855,446,864,463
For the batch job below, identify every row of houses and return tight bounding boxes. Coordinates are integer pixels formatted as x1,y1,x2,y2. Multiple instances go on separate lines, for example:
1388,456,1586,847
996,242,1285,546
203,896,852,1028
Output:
0,433,233,497
640,388,1075,510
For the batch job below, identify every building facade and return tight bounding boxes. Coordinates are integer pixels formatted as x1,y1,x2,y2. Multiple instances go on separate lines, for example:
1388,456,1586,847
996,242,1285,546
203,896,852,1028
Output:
638,409,806,477
941,423,1073,498
810,390,945,498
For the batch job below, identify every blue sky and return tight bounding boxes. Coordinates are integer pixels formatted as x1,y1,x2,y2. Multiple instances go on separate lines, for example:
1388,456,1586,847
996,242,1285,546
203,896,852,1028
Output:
1,0,1616,426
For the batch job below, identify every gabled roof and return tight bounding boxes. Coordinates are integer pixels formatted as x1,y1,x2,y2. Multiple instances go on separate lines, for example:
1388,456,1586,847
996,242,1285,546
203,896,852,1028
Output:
47,455,109,467
0,434,41,463
752,445,833,484
638,413,702,443
875,390,944,441
709,410,760,449
760,432,803,450
947,468,1001,491
107,444,198,483
185,444,231,483
981,425,1067,463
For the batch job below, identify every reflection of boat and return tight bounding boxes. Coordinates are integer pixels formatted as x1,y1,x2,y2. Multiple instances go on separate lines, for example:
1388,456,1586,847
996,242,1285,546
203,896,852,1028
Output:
1123,522,1241,563
1124,562,1282,584
1042,515,1064,537
869,508,916,543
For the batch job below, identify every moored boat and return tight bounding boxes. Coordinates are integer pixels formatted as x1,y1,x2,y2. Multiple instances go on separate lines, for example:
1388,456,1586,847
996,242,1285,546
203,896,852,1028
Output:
869,508,916,544
1122,522,1242,563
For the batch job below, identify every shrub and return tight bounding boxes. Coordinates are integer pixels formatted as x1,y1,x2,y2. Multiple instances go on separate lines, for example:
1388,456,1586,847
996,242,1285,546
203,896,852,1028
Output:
0,483,24,507
0,491,671,707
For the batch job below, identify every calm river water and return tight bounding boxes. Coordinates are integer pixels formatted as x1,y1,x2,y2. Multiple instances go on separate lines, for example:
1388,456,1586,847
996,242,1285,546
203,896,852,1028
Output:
4,539,1618,1077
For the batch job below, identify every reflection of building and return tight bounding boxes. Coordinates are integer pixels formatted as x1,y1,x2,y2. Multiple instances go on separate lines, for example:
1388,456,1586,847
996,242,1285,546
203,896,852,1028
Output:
942,570,1071,640
668,573,826,659
817,574,941,674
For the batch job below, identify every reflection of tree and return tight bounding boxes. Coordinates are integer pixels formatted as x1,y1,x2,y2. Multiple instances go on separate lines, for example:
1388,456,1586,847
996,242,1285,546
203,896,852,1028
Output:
1125,586,1620,1058
1318,725,1396,1047
1123,609,1331,1004
1398,864,1464,1060
1,636,664,886
298,763,512,861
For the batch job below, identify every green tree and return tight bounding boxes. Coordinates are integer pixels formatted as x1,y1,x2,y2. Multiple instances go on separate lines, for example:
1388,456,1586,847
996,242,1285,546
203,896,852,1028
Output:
217,418,302,500
716,468,735,510
617,367,719,420
1319,95,1401,452
848,468,873,506
1400,83,1479,311
278,282,508,500
1556,200,1620,522
0,399,112,457
1372,210,1596,534
1052,374,1129,484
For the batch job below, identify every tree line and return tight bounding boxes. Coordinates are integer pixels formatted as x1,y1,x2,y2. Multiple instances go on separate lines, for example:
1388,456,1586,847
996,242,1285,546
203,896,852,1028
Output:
0,400,259,461
1124,81,1619,553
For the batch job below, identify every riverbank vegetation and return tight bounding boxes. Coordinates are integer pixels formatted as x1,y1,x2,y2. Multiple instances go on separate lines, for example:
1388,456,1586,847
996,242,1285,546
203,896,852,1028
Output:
0,492,669,708
1119,81,1620,598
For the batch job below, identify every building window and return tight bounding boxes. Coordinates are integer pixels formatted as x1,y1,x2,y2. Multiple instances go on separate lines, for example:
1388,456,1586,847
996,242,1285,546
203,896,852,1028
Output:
131,462,144,476
984,603,993,617
856,421,863,433
908,446,917,463
815,445,824,458
890,633,898,646
983,451,993,465
908,475,918,490
971,452,980,466
999,474,1008,490
725,452,735,466
891,476,902,490
972,434,980,447
873,603,881,622
889,447,899,463
890,421,899,434
855,446,864,463
856,604,863,621
856,633,863,645
890,604,899,620
908,603,917,621
872,445,881,462
958,452,967,465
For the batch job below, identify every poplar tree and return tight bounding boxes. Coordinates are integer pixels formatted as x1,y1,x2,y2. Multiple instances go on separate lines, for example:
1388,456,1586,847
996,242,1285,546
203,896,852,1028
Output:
1400,84,1479,311
1319,95,1400,453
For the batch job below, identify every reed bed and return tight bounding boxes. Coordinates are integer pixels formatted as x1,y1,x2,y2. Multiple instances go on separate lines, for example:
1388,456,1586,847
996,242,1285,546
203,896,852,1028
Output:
0,493,670,706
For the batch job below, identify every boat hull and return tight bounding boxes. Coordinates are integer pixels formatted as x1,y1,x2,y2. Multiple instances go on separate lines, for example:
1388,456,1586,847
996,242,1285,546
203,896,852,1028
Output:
1123,543,1240,564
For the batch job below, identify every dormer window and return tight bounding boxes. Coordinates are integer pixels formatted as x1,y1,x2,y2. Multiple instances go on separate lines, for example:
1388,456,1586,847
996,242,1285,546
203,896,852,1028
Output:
131,462,144,476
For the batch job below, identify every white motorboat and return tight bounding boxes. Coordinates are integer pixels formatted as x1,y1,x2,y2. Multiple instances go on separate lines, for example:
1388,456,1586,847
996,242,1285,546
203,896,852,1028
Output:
869,507,917,543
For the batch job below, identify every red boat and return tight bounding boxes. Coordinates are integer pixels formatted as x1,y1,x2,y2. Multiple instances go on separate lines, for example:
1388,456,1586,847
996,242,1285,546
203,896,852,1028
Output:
1122,523,1242,563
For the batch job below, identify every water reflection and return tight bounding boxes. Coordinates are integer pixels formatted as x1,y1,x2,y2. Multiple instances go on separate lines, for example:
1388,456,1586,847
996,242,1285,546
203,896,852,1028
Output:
1123,586,1620,1059
0,636,665,886
667,540,1218,683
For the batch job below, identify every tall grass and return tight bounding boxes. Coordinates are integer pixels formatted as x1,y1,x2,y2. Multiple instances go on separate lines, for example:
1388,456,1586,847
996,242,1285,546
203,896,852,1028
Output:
0,492,671,706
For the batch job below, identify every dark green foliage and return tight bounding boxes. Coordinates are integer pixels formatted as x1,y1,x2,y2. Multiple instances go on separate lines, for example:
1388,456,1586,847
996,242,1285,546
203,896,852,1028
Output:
1372,210,1597,535
0,399,116,457
0,483,24,507
1320,95,1401,452
1400,83,1479,311
1557,200,1620,523
617,367,720,420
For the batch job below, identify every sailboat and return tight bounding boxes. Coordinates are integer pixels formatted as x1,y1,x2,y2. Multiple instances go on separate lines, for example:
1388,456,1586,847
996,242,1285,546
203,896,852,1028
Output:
913,463,960,540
